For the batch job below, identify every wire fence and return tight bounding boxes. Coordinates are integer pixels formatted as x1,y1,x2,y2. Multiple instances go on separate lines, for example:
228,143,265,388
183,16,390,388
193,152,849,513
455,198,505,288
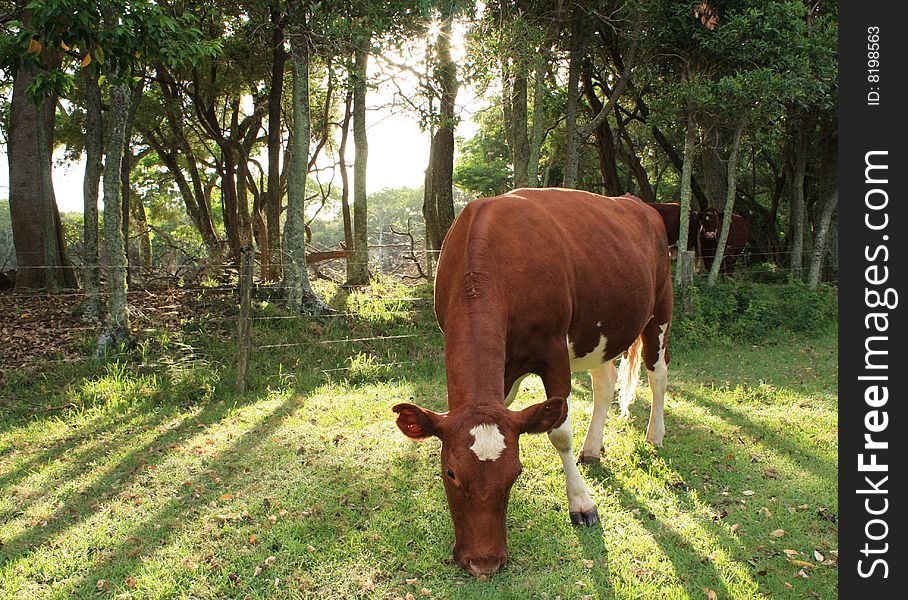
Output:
1,242,838,384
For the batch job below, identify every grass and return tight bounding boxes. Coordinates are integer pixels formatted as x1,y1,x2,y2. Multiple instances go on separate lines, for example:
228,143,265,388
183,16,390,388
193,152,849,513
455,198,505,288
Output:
0,279,838,599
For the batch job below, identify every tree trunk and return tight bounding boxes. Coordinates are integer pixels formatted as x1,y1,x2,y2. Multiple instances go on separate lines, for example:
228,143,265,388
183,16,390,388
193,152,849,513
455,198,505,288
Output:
100,80,132,346
700,128,728,209
507,65,531,188
675,112,697,285
527,56,547,186
265,1,287,280
283,11,328,313
339,88,354,257
707,120,745,285
582,64,622,196
422,10,459,258
8,50,75,290
807,187,837,289
120,80,143,284
82,68,103,318
132,193,152,269
346,39,371,286
561,9,588,188
786,113,813,280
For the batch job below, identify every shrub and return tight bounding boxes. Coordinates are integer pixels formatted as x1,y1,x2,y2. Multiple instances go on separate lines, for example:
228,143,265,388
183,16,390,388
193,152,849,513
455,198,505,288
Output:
672,280,837,348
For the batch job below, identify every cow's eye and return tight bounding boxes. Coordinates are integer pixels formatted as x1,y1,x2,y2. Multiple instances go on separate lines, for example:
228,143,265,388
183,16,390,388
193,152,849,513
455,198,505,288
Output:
446,469,456,480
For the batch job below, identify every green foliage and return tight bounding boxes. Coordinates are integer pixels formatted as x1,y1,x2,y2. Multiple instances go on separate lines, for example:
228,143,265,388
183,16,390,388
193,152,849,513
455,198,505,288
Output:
672,280,837,348
453,107,511,196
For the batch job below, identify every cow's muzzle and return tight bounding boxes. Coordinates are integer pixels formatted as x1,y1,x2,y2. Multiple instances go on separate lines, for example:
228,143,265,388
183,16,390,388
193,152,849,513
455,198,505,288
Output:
464,555,506,577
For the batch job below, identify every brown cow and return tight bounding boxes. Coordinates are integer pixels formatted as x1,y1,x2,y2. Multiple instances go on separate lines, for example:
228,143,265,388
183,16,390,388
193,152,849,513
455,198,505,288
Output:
644,200,700,252
393,188,673,576
699,208,748,275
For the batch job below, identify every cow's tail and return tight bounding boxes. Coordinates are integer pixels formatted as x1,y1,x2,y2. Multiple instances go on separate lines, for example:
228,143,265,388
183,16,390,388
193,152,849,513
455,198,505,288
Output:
617,336,643,418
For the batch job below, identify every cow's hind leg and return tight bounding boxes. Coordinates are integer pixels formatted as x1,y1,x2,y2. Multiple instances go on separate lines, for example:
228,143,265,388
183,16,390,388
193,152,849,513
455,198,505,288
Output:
640,318,671,446
541,347,599,526
579,360,617,464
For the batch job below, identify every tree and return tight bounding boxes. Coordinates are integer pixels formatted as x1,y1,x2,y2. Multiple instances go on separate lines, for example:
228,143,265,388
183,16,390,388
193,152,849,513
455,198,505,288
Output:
4,9,76,290
422,2,459,263
283,0,329,313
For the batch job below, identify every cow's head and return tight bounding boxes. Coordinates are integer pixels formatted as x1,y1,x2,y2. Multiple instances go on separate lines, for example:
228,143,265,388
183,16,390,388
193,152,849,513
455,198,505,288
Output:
700,208,721,240
392,397,566,576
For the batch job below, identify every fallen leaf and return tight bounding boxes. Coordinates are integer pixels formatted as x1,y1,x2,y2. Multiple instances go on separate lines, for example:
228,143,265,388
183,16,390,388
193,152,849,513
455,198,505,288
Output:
125,576,137,589
264,556,275,566
253,565,263,577
96,579,109,591
770,529,786,538
704,587,718,600
814,550,824,562
306,544,316,552
249,534,258,544
730,523,740,533
790,560,816,569
420,588,431,596
405,578,419,585
219,493,233,501
758,507,773,517
763,467,782,479
582,559,595,568
742,490,755,496
783,549,800,557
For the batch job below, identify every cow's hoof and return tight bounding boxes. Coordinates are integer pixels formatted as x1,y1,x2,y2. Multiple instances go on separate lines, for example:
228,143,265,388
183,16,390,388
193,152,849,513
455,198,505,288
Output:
570,508,600,527
645,432,665,447
578,454,600,465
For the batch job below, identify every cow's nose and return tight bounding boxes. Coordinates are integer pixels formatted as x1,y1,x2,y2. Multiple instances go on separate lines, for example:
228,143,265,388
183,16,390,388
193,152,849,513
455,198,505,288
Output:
466,556,504,576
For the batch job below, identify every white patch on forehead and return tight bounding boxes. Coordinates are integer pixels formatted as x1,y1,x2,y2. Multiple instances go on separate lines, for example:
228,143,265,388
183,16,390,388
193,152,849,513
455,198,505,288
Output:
469,423,506,461
567,333,608,373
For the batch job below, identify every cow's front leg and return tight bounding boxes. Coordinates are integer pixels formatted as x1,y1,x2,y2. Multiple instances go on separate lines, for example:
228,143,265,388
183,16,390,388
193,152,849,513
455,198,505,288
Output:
548,399,599,526
579,360,617,464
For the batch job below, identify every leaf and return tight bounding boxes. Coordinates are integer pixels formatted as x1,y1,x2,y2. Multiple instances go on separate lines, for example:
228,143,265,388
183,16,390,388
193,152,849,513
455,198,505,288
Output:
704,587,718,600
60,41,71,51
94,45,105,64
789,560,816,569
81,54,92,68
763,467,782,479
770,529,786,537
27,39,42,55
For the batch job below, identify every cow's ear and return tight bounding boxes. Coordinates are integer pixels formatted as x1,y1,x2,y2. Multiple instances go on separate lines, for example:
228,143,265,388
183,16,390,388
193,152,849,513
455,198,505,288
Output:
393,403,446,440
517,396,567,434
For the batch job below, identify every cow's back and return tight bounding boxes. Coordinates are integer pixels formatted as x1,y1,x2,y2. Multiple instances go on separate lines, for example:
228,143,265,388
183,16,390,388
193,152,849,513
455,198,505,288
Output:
435,188,670,365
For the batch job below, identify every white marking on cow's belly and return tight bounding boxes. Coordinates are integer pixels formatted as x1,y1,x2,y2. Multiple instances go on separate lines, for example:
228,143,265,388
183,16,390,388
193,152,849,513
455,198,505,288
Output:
469,424,506,461
567,334,608,373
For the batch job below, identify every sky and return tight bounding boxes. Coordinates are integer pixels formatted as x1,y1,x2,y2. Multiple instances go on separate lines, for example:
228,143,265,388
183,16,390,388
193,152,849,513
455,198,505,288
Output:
0,23,484,214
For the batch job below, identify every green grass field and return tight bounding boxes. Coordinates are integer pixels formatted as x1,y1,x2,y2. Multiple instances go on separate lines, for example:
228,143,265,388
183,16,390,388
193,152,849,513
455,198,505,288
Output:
0,280,838,599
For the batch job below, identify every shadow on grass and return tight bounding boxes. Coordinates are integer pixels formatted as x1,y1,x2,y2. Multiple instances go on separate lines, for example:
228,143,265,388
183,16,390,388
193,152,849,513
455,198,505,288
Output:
681,389,835,483
53,393,303,597
0,398,242,565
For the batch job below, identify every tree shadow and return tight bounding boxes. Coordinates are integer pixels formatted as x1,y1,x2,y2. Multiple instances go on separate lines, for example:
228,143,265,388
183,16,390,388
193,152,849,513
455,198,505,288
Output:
0,396,255,565
680,389,836,484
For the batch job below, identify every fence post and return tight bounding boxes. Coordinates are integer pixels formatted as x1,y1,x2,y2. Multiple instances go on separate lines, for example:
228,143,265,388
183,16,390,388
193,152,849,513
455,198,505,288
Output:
679,249,695,316
236,247,253,394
